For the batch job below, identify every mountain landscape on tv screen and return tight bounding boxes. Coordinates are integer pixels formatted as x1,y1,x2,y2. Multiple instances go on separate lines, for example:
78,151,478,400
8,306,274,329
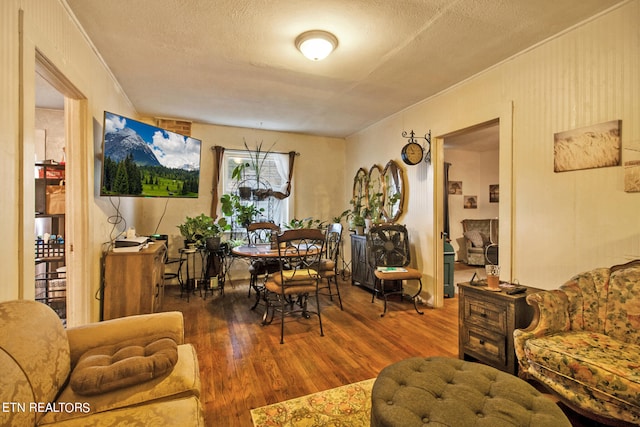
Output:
101,112,201,198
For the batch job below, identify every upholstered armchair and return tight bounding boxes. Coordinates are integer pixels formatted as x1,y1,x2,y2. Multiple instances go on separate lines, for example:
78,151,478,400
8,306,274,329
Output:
461,218,498,266
0,299,204,426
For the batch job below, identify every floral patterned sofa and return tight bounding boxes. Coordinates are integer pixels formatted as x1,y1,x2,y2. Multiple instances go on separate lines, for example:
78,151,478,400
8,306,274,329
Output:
514,260,640,426
0,300,204,426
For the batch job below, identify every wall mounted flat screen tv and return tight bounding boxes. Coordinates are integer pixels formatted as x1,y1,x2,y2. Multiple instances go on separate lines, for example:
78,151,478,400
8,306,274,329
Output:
100,111,202,198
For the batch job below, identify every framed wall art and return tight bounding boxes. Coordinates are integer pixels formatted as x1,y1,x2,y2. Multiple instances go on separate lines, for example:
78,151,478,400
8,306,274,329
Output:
553,120,621,172
448,181,462,195
489,184,499,202
464,195,477,209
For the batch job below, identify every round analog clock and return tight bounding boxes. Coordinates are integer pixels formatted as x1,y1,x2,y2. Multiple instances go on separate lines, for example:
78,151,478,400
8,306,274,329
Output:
401,142,424,165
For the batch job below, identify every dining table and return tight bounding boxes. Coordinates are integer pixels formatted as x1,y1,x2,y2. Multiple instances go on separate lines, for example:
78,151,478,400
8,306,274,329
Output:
231,242,321,320
232,243,281,314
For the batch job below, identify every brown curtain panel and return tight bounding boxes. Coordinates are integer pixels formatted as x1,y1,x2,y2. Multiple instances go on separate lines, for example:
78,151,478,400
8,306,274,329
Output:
210,145,225,218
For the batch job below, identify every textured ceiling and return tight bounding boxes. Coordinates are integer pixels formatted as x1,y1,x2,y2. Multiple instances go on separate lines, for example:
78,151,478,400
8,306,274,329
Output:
59,0,622,138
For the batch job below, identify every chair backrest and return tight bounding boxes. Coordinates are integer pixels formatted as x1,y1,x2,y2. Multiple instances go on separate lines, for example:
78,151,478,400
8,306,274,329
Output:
367,224,411,268
247,221,281,245
0,300,70,425
325,222,343,262
276,228,325,281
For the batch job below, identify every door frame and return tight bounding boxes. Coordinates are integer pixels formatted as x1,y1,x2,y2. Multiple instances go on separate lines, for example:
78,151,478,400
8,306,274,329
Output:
24,49,92,326
432,102,514,296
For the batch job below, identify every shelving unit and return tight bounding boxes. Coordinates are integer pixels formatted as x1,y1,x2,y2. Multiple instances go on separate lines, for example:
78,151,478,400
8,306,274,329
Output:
34,162,66,322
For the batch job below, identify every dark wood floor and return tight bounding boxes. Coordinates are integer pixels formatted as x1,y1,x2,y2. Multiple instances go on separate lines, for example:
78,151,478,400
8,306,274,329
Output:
161,273,597,427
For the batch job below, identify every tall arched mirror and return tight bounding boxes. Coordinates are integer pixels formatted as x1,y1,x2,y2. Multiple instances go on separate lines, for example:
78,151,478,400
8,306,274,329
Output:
367,165,384,222
352,168,368,209
382,160,405,223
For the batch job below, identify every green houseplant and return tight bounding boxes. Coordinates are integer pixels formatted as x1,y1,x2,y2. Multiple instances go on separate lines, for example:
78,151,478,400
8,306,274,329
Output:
349,199,366,235
178,214,229,248
220,193,264,228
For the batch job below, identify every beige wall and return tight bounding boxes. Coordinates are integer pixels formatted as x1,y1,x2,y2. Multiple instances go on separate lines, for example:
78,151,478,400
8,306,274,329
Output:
136,123,347,261
346,2,640,297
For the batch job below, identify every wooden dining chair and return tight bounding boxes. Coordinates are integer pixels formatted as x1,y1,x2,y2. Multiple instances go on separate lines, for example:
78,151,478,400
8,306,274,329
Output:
264,228,326,344
317,222,343,310
367,224,424,317
246,222,281,308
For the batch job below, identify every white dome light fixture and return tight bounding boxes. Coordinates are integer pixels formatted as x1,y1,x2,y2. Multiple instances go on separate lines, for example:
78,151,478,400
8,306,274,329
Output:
295,30,338,61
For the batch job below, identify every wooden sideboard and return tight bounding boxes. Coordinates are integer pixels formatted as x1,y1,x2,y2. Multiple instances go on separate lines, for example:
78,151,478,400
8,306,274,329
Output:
458,282,539,375
102,243,166,320
351,235,375,290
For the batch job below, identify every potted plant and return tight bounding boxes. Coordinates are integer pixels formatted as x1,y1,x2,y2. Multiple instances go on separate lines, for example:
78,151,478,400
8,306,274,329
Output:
177,214,230,249
220,193,265,228
206,217,230,250
349,199,366,235
283,217,326,230
177,214,213,248
244,139,275,196
232,162,253,200
331,209,351,224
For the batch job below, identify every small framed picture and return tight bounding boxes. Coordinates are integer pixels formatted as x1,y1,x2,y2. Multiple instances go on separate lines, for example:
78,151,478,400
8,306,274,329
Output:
489,184,499,202
448,181,462,195
464,195,477,209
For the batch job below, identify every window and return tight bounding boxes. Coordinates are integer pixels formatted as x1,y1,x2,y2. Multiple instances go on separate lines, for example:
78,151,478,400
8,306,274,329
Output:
222,150,290,229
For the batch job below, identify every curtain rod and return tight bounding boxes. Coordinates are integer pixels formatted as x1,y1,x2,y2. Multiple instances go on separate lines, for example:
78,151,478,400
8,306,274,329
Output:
211,146,300,156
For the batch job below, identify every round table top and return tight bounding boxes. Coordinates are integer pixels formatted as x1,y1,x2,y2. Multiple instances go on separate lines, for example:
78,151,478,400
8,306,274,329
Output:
232,243,279,258
232,243,320,258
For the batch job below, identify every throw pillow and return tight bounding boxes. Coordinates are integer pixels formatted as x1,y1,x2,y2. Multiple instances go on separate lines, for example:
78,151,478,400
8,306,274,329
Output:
464,230,485,247
70,337,178,396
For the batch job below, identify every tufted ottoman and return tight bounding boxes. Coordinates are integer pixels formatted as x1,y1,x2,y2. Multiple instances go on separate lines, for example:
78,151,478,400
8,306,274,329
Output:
371,357,570,427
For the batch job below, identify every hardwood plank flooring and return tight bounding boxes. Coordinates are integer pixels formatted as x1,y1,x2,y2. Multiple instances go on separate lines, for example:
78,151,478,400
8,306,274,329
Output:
161,277,459,426
162,263,595,427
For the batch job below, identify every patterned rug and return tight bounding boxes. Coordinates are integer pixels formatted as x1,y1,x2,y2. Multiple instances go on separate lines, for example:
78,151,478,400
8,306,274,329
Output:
251,378,376,427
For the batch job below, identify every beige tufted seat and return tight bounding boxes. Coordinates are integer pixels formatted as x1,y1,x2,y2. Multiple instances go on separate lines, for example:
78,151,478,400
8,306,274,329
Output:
371,356,570,427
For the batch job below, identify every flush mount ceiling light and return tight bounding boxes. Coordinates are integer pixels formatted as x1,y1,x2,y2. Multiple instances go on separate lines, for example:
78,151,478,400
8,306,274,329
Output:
295,30,338,61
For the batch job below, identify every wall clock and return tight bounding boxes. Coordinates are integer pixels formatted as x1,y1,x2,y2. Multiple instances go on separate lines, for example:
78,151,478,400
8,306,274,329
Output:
401,142,424,165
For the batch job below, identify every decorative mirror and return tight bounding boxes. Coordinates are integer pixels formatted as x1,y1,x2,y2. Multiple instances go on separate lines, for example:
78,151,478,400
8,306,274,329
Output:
352,168,368,209
382,160,405,223
367,164,384,222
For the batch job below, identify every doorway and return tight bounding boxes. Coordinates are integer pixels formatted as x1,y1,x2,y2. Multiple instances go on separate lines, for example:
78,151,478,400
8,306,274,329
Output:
34,72,67,322
30,51,91,326
433,105,513,298
444,121,499,286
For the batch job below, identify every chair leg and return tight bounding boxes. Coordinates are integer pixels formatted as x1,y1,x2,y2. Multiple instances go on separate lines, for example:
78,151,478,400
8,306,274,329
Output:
412,279,425,315
331,277,343,310
380,278,389,317
315,288,324,337
280,294,286,344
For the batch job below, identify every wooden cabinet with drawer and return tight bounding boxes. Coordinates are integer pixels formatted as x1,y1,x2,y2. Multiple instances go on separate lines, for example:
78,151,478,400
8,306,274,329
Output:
458,282,539,375
103,243,166,320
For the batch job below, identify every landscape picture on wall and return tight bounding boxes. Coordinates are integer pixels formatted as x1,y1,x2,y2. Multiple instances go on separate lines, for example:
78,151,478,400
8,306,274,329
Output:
100,112,202,198
464,195,477,209
624,160,640,192
553,120,621,172
448,181,462,195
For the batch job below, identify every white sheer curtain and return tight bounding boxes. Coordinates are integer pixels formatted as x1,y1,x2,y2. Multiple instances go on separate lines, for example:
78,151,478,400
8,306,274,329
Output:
271,153,289,226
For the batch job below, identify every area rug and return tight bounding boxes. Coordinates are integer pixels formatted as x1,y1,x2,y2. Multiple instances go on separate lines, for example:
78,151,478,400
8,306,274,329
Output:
251,378,376,427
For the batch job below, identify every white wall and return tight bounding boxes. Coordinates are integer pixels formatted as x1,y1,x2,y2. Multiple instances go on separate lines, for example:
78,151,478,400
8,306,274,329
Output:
346,2,640,295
